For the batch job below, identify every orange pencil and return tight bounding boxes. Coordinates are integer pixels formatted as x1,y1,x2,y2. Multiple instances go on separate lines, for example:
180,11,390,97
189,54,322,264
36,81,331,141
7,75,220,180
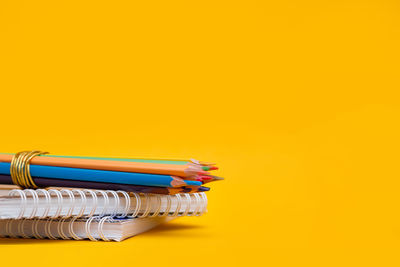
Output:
0,154,213,178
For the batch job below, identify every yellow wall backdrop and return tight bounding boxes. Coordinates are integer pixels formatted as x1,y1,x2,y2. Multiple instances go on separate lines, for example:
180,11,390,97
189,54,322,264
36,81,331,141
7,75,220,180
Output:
1,0,400,266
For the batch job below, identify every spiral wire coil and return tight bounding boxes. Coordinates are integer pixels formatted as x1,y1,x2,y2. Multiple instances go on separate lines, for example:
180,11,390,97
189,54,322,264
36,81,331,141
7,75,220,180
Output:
5,189,208,219
0,190,208,241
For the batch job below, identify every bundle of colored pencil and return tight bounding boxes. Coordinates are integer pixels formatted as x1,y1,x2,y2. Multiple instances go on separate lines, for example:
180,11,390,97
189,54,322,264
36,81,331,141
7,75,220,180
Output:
0,153,222,194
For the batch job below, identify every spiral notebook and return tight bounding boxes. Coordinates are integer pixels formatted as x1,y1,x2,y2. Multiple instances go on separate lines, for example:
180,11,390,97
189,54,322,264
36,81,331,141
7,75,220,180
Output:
0,216,174,241
0,187,207,219
0,151,219,242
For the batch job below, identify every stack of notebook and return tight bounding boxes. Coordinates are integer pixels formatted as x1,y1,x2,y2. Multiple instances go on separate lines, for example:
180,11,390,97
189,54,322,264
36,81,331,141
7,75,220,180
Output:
0,151,221,241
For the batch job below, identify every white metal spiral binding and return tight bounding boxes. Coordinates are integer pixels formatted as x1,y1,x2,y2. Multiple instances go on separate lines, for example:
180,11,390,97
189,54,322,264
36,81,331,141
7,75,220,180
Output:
95,190,108,216
69,217,82,240
60,189,75,218
1,218,74,240
72,189,86,218
171,194,182,216
199,192,207,215
83,190,97,217
5,189,208,219
37,189,51,218
3,217,116,241
7,219,17,237
138,193,151,218
98,216,113,241
45,218,57,239
130,193,141,217
5,219,14,237
186,193,194,216
106,190,119,217
182,193,192,216
48,218,59,239
18,218,30,238
0,192,209,241
149,194,161,217
9,189,26,219
85,216,98,241
117,191,130,217
58,217,70,239
192,193,201,216
48,189,63,218
24,189,38,219
159,195,172,217
197,193,204,215
32,218,43,239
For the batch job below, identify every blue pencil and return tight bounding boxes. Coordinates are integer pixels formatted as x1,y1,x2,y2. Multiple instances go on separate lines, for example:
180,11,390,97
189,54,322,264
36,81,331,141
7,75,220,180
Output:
0,162,201,188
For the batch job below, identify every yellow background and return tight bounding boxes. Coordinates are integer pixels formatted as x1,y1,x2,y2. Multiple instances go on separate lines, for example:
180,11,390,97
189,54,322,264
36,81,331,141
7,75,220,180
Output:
1,0,400,266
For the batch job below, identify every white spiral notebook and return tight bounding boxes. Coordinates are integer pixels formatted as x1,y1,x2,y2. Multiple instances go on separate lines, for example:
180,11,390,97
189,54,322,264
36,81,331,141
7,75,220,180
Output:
0,216,174,241
0,187,207,219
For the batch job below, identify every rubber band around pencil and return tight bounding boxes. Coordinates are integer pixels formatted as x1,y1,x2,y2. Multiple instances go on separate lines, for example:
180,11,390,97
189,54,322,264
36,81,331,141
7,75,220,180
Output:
10,150,48,189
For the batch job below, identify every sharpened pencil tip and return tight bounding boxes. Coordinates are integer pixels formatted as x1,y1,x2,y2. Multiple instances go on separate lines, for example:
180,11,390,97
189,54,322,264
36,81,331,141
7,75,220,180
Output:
185,180,203,186
198,187,210,192
199,175,213,180
210,175,224,180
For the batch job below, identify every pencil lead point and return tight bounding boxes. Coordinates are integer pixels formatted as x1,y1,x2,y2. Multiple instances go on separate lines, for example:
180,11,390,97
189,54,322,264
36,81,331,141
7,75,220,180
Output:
210,175,224,180
198,187,210,192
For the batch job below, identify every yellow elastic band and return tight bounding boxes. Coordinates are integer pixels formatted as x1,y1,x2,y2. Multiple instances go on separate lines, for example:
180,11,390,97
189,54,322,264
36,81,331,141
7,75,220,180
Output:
10,151,48,189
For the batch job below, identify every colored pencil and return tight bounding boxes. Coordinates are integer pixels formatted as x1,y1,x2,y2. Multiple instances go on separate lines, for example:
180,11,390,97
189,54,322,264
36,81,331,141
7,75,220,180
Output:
0,162,201,188
0,175,209,194
48,155,217,166
0,154,213,177
200,175,225,184
0,153,214,166
44,155,190,165
178,186,210,193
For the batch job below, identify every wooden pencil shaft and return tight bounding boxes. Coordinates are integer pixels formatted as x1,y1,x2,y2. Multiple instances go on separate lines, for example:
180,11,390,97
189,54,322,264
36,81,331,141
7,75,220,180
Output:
0,154,203,177
0,162,202,188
